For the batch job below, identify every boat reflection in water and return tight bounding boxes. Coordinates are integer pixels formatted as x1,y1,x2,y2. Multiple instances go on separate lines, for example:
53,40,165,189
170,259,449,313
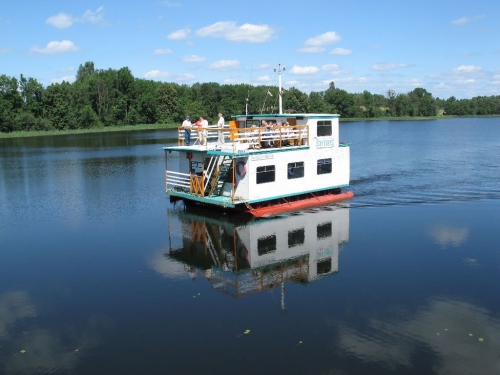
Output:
166,203,350,298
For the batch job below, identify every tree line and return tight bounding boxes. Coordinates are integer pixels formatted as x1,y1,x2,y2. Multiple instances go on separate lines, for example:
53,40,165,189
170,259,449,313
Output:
1,61,500,133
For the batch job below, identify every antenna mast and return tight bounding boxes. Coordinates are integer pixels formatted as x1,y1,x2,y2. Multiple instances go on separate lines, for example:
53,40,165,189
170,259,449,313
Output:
274,64,285,114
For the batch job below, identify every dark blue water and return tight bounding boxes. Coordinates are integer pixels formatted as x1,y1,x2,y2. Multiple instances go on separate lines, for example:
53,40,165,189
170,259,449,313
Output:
0,118,499,375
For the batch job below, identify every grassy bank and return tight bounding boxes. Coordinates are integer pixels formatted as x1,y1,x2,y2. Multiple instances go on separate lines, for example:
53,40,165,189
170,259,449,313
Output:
0,123,180,139
1,115,497,139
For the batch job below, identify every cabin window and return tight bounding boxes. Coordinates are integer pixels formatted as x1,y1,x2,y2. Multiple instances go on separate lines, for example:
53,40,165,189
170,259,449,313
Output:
317,120,332,137
317,222,332,239
317,158,332,175
256,165,275,184
317,259,332,275
288,228,305,248
258,235,276,255
287,162,304,179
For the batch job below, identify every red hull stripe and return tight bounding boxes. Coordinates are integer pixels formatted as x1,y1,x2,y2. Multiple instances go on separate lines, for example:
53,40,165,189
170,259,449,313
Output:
247,191,354,217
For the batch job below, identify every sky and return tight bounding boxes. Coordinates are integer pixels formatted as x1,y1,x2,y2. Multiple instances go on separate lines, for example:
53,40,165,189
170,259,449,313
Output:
1,0,499,99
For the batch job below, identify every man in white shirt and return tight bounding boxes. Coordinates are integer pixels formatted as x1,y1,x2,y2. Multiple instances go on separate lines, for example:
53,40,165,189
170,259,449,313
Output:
217,113,225,144
182,115,191,145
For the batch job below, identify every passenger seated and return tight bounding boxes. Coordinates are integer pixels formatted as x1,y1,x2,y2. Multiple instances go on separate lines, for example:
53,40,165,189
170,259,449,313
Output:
250,125,259,148
261,126,273,148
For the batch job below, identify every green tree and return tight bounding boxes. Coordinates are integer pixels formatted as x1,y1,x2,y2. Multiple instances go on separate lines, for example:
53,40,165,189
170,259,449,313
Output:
19,74,44,117
156,83,178,123
283,87,309,113
79,105,101,128
43,82,77,130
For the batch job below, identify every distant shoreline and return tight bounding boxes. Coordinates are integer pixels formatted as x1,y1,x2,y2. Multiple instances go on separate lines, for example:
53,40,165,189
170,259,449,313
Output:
1,115,498,139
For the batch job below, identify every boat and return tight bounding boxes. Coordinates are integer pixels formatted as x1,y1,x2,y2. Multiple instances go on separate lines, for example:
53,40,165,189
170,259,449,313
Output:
162,66,353,217
166,204,350,299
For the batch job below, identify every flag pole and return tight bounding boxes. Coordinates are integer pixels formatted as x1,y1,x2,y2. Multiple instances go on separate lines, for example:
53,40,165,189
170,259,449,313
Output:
274,64,285,114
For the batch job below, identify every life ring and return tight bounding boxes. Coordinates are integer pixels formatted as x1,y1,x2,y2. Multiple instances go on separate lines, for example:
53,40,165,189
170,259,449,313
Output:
236,161,247,177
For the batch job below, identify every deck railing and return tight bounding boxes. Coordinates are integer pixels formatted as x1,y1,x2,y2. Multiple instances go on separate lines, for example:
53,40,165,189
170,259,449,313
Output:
177,125,309,150
165,170,208,196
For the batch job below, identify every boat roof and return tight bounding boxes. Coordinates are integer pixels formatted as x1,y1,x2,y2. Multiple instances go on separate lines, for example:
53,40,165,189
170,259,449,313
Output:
231,113,340,119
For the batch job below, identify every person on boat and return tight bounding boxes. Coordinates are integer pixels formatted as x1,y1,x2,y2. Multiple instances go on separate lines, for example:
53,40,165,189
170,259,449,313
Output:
182,115,191,145
217,113,225,144
249,124,260,148
198,116,208,145
262,126,272,148
282,121,292,146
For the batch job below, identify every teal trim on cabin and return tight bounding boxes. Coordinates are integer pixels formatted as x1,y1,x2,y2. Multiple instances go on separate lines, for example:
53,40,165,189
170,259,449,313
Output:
167,184,350,207
207,145,309,157
161,145,310,156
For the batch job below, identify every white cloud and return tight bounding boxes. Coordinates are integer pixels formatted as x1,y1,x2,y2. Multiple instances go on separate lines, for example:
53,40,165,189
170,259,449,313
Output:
196,21,275,43
31,40,79,54
304,31,341,47
82,6,105,24
453,65,482,73
257,64,272,70
144,70,171,79
372,63,409,71
297,47,325,53
290,65,319,75
46,13,74,29
256,75,271,82
451,14,485,26
45,6,104,29
207,60,240,70
182,54,205,62
50,75,76,84
168,28,190,40
322,64,340,71
224,78,242,84
175,73,195,81
161,1,181,6
329,47,353,56
403,78,424,87
154,48,173,55
1,47,11,53
451,17,470,26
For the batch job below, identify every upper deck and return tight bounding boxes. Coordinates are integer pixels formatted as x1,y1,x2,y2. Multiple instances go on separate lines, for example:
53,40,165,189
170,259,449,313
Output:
162,113,347,157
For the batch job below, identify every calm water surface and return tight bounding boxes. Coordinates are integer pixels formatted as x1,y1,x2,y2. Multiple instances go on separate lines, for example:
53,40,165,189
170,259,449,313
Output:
0,118,499,375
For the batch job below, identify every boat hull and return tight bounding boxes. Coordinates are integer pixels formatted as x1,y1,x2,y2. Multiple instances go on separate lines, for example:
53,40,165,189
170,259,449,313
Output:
245,190,353,217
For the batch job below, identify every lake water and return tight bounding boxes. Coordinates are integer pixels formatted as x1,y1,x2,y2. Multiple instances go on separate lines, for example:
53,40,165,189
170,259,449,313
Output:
1,118,499,375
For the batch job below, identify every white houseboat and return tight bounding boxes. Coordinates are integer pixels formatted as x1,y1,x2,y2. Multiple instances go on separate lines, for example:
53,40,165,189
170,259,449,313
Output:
162,113,352,216
166,204,350,299
162,70,353,217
